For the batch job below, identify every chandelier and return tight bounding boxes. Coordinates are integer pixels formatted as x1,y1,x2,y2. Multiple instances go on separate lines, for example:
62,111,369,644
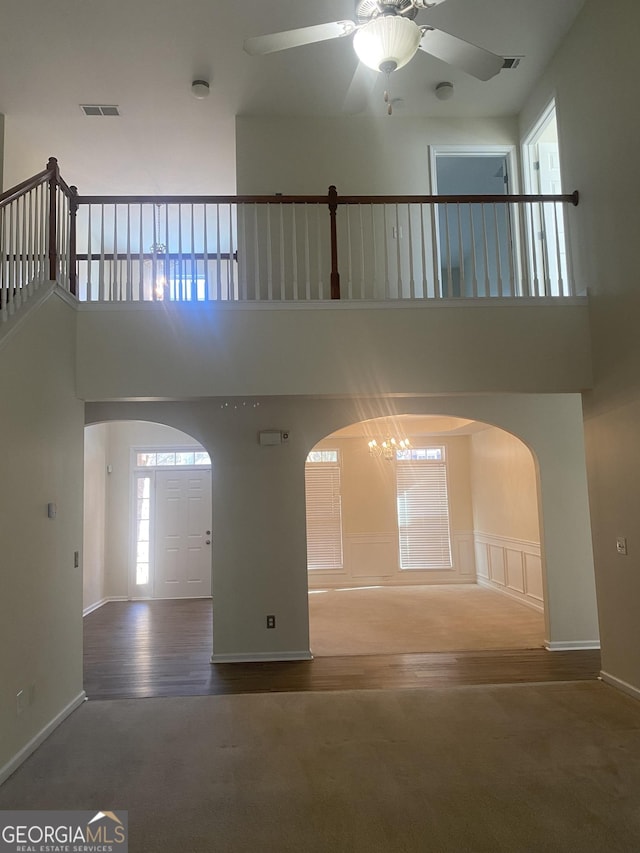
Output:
368,436,411,460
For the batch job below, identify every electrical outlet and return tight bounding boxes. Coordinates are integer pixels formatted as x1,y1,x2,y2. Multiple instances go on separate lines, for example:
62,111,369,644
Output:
16,690,25,716
616,537,628,555
266,615,276,629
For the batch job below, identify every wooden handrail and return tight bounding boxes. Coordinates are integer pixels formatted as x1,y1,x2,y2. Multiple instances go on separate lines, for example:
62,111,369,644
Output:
0,163,55,209
75,190,580,207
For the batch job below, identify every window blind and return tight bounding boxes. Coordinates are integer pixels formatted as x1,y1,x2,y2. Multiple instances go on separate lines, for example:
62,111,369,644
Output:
396,453,452,570
305,461,343,570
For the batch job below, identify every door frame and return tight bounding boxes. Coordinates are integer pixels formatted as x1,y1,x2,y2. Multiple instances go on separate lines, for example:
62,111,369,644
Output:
129,446,213,600
428,145,522,297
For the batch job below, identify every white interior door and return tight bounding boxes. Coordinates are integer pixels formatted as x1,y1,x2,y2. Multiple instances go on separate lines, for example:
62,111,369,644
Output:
154,469,212,598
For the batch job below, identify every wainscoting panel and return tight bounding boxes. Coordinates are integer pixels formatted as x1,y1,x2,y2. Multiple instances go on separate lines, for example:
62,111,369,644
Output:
349,534,396,578
454,533,476,578
506,549,526,594
475,533,543,612
524,553,544,603
308,531,477,588
489,545,506,586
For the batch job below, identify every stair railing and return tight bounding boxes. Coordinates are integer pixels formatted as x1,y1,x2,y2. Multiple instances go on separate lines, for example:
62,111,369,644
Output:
0,157,76,323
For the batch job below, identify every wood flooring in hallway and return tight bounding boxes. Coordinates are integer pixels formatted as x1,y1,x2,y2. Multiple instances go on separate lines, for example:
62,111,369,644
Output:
83,597,601,700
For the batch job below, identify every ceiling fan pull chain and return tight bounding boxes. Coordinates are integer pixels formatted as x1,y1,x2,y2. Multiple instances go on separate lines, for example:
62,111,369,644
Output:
384,72,393,115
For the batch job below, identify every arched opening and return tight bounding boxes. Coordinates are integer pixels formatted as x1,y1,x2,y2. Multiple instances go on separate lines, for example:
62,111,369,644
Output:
83,420,214,697
84,420,213,605
306,414,546,656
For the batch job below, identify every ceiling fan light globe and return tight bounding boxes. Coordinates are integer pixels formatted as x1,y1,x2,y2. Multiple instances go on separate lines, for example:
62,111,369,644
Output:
353,17,421,72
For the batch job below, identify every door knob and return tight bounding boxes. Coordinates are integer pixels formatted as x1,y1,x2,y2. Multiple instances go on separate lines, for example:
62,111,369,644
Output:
206,530,211,535
206,540,211,545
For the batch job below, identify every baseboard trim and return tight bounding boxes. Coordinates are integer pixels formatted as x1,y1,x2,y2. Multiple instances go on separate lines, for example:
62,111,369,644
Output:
545,640,601,651
600,670,640,701
211,650,313,664
83,596,128,617
0,691,86,787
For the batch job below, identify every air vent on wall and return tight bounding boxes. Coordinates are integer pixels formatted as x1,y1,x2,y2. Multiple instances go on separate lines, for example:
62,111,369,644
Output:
502,57,522,70
80,104,121,116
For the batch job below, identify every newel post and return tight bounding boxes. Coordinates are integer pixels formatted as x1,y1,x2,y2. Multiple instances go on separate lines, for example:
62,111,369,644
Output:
328,185,341,299
69,185,78,297
47,157,59,282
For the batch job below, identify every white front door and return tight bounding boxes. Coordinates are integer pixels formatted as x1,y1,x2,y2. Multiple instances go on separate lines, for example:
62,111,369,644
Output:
154,469,212,598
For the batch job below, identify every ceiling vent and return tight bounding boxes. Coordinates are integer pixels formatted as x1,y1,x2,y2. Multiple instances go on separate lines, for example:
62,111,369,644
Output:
80,105,121,116
502,57,522,70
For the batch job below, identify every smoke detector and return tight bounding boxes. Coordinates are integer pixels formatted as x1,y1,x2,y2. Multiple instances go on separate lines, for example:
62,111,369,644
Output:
435,81,454,101
191,80,210,99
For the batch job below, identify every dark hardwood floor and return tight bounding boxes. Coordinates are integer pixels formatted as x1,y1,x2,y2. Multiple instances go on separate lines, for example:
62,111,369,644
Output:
83,599,601,700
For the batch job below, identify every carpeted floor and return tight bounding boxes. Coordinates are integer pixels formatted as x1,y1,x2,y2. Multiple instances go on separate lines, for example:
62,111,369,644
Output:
309,584,545,656
2,681,640,851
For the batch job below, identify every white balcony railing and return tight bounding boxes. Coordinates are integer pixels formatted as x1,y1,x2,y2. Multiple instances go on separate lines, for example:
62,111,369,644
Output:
1,160,580,318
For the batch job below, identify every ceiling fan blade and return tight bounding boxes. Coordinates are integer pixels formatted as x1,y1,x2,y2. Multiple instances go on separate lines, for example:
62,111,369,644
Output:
244,20,357,56
419,28,504,81
342,62,378,114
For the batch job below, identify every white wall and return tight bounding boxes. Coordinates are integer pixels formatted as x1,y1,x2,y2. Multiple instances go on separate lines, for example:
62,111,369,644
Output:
86,392,598,660
235,116,519,195
520,0,640,685
471,427,543,611
83,424,108,612
0,113,4,189
0,291,84,777
76,302,592,401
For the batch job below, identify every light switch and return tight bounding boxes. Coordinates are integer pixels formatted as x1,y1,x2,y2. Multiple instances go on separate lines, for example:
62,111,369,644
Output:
616,537,628,555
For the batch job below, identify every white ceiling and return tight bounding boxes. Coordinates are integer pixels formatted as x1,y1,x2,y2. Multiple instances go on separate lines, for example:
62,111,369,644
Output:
0,0,585,193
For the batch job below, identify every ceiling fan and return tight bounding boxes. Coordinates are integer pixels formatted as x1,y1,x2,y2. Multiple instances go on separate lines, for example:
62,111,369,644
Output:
244,0,505,113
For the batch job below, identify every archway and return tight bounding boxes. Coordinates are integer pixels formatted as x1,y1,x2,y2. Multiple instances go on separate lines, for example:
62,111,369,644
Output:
83,420,214,698
305,414,547,656
83,391,599,664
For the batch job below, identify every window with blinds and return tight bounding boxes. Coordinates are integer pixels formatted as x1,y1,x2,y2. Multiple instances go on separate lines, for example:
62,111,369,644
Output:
396,446,452,570
305,450,343,571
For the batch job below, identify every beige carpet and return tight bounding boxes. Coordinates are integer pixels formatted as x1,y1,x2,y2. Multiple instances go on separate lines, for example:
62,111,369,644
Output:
309,584,545,656
2,682,640,851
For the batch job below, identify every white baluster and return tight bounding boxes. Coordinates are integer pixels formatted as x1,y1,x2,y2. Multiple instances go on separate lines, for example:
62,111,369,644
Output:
481,204,490,298
346,205,353,300
291,204,298,301
383,204,390,299
456,203,465,298
407,203,415,300
266,205,273,301
468,204,478,299
279,203,285,301
528,203,540,297
359,205,366,300
253,205,260,301
444,204,453,298
304,204,311,301
494,204,504,297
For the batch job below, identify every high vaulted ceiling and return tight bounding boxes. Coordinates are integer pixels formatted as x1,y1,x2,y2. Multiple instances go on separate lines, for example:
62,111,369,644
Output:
0,0,584,193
